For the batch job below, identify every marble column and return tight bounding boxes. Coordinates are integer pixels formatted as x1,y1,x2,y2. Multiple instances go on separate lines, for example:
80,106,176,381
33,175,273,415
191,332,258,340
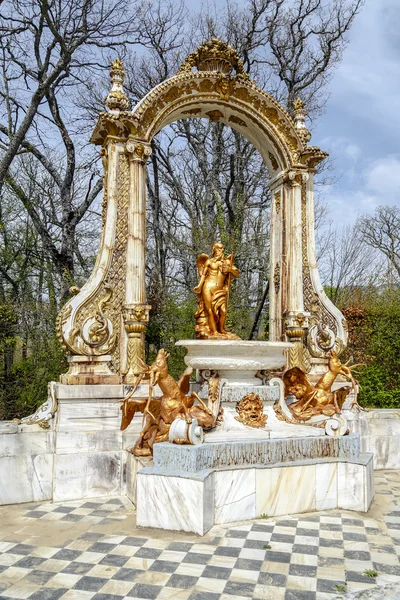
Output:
122,140,152,380
269,183,283,341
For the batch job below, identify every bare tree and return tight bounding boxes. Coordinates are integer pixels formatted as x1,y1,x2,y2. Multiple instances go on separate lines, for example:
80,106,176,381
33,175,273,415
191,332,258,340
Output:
358,206,400,280
319,223,379,306
0,0,146,297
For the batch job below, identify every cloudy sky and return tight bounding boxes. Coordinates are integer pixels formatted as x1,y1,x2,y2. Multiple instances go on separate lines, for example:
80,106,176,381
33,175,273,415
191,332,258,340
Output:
313,0,400,225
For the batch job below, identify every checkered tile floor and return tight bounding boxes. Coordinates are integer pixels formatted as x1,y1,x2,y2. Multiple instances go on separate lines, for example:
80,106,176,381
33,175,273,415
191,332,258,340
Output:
1,471,400,599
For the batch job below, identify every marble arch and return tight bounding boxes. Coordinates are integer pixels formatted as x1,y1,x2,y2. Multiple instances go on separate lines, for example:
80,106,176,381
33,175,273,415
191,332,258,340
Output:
58,39,347,384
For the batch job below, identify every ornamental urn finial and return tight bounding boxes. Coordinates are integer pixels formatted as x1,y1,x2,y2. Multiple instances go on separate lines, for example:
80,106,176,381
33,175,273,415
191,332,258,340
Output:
104,57,130,113
178,39,250,81
293,97,311,144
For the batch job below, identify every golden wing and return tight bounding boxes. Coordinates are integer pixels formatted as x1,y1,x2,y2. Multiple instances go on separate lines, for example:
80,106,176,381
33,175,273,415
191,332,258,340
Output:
196,253,209,277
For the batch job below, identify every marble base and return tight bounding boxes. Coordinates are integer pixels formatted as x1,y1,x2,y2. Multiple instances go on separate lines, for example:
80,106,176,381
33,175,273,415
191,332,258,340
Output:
0,383,147,505
136,451,374,534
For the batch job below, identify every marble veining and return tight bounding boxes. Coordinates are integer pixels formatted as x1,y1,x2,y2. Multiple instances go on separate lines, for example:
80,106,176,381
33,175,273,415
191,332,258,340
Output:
214,469,256,524
137,472,213,535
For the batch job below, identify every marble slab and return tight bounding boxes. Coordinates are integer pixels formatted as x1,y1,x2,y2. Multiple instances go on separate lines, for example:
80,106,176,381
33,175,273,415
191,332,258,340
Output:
214,469,256,524
153,434,360,472
137,470,214,535
256,464,316,517
338,461,366,511
55,430,122,454
0,454,53,504
56,383,126,399
53,451,122,502
316,463,337,511
0,429,54,456
56,399,122,431
125,452,150,504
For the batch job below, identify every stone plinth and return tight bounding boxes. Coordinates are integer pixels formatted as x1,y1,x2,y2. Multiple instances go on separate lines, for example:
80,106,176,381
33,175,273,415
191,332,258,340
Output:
136,445,374,535
176,340,293,385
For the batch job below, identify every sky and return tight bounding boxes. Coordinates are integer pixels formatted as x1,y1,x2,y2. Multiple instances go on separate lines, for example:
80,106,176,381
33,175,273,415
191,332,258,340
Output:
313,0,400,226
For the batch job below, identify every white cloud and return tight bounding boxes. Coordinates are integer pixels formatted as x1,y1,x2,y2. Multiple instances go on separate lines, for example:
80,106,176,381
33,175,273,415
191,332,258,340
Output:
321,153,400,225
319,137,362,162
365,155,400,197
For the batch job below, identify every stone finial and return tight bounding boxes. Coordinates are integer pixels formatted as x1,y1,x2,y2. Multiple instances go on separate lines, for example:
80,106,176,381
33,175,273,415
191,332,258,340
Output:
293,97,311,144
104,57,130,113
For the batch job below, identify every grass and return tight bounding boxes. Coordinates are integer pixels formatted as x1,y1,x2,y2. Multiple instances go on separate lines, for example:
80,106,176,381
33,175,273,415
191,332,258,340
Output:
263,544,271,549
259,513,268,519
334,584,347,593
363,569,378,578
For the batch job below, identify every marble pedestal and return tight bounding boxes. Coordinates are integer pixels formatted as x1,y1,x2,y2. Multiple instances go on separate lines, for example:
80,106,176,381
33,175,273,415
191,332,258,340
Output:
176,340,292,386
135,434,374,535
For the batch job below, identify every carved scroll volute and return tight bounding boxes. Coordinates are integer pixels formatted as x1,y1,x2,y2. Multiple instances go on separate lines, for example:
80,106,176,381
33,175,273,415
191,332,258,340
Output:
57,141,120,360
300,170,348,362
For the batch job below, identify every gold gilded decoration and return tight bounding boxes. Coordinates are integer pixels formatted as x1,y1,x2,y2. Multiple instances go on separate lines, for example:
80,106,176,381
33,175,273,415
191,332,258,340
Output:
269,152,279,171
80,288,116,350
124,304,150,323
111,58,124,71
293,97,304,112
207,375,225,423
273,263,280,294
178,38,250,80
92,63,314,168
293,97,311,144
92,43,314,168
104,57,130,112
228,115,246,127
122,304,152,376
215,74,235,101
235,393,267,428
286,342,311,373
120,349,216,456
182,108,201,115
206,110,223,122
274,191,281,213
277,351,361,422
100,148,108,226
56,304,72,352
194,242,240,340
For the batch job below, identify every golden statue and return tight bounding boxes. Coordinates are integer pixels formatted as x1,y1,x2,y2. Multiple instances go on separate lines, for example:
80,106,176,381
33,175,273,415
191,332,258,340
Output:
278,350,362,422
120,349,216,456
194,242,240,339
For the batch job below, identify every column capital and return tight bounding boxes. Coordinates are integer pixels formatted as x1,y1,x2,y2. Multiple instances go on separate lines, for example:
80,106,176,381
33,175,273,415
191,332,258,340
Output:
122,303,151,326
286,170,309,186
125,139,152,163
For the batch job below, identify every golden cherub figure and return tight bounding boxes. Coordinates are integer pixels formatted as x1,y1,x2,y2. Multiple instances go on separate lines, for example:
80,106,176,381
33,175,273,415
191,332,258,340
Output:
193,242,240,339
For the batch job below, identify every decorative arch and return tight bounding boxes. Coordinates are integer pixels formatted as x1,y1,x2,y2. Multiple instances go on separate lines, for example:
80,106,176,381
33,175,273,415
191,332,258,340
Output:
58,40,346,384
